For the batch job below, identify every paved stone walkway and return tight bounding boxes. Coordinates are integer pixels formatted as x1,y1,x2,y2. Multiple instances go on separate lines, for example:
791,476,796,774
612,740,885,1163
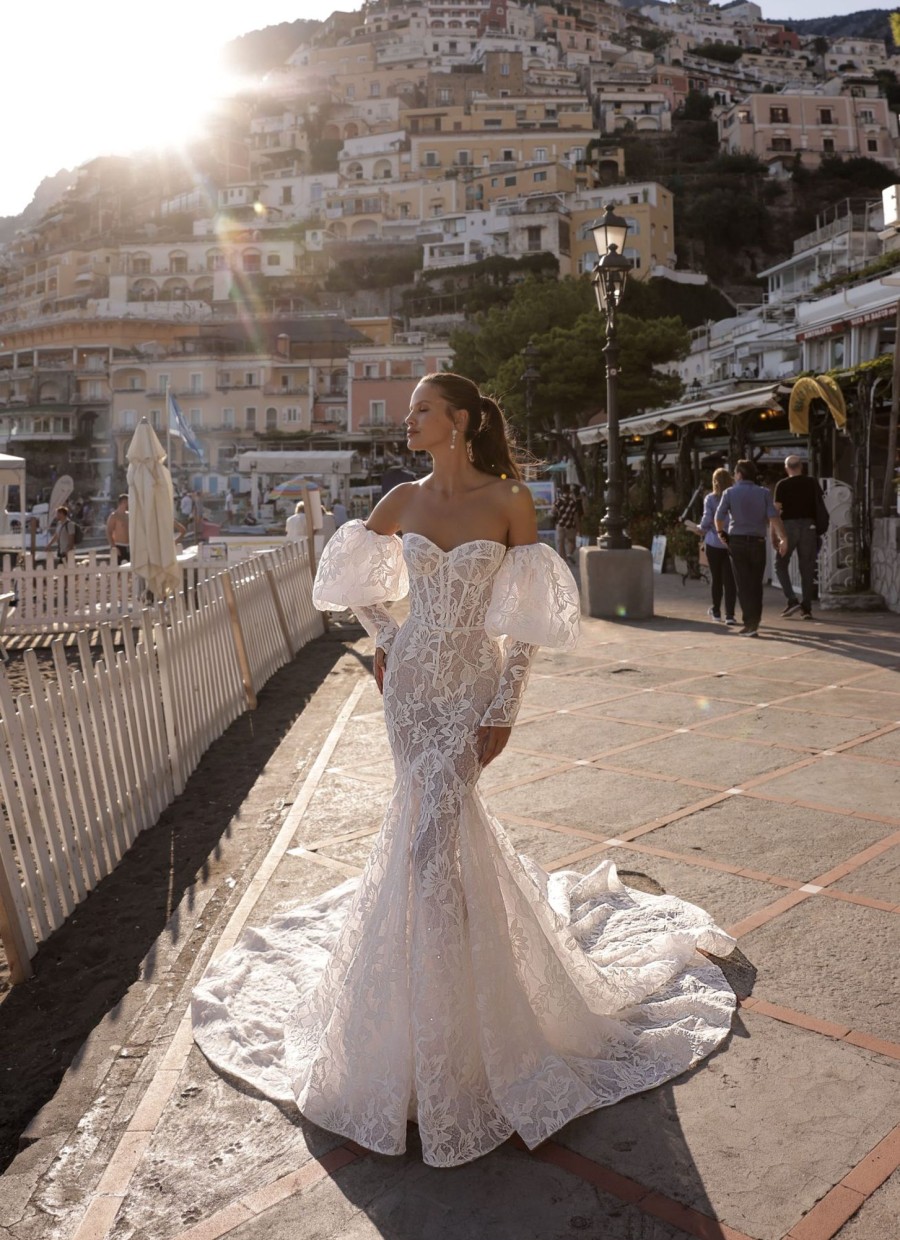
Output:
3,575,899,1240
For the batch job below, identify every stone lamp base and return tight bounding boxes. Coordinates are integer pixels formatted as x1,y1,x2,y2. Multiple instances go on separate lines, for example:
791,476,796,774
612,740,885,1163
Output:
579,545,654,620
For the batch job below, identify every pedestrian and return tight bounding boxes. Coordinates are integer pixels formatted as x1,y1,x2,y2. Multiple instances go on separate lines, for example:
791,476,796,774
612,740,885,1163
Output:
285,500,307,541
774,455,823,621
106,494,130,565
715,460,788,637
552,481,578,562
180,490,194,521
47,504,78,566
332,498,349,528
699,468,737,626
193,368,736,1167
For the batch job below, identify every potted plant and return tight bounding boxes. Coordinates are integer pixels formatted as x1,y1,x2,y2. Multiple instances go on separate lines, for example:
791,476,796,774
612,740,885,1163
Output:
667,521,701,579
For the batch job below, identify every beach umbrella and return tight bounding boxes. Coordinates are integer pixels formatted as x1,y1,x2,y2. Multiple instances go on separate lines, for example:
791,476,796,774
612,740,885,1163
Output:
126,418,181,600
268,475,320,501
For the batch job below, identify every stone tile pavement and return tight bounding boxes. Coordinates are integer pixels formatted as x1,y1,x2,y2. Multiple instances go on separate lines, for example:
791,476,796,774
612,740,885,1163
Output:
3,574,900,1240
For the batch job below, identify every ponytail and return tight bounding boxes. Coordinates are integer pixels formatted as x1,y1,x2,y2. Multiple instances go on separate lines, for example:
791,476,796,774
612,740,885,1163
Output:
419,372,522,481
470,395,522,480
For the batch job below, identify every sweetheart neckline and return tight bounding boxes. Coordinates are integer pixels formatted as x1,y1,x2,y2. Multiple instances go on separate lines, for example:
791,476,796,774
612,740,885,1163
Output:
402,532,507,556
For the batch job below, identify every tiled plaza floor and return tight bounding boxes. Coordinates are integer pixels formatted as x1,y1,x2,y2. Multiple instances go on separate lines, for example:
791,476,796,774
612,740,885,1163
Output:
5,574,900,1240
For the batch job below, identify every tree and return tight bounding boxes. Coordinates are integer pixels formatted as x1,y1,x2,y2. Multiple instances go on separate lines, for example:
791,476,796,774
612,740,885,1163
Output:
449,279,689,494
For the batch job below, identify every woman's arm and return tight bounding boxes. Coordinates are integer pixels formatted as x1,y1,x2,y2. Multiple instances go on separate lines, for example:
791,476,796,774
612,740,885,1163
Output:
365,483,415,536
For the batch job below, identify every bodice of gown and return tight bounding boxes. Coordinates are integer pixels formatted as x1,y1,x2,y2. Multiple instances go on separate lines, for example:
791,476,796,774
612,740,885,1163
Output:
403,535,505,632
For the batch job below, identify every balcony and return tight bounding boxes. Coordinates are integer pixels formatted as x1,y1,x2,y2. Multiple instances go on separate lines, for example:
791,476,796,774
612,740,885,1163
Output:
216,381,261,390
263,383,309,395
175,388,211,399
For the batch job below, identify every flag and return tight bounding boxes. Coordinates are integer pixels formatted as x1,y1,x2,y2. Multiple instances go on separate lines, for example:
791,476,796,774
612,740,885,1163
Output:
168,391,205,460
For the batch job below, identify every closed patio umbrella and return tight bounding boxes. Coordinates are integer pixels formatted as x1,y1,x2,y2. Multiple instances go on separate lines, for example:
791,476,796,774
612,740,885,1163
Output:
127,418,181,600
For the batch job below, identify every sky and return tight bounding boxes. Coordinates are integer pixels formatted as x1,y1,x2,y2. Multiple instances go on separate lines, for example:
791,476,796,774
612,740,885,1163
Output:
0,0,890,219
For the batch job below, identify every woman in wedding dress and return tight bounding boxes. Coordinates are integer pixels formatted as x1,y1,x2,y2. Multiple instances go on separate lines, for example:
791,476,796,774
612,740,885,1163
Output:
192,373,736,1168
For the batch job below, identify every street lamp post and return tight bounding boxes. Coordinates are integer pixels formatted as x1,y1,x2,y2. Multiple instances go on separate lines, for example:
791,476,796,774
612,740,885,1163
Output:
577,203,654,620
521,339,539,455
590,204,633,551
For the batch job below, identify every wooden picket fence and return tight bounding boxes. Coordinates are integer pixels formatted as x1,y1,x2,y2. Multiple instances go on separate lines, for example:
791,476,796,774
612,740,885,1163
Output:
0,551,144,634
0,541,324,984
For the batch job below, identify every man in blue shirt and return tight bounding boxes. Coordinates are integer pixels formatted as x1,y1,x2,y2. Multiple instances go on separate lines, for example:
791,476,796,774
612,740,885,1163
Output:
715,459,788,637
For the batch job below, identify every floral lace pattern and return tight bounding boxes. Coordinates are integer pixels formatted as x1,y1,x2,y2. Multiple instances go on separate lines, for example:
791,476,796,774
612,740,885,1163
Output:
193,527,736,1167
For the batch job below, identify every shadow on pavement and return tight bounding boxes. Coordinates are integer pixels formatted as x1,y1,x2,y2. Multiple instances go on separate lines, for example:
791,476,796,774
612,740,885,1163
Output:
0,635,348,1172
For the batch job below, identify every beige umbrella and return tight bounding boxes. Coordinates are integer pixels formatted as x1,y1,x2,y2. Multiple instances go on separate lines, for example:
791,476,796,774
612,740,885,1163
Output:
126,418,181,600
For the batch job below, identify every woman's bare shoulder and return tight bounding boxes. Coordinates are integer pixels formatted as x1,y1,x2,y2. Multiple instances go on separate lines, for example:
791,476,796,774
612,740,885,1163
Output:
365,481,420,535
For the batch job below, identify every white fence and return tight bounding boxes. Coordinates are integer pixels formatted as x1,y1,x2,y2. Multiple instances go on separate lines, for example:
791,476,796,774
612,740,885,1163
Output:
0,541,324,984
0,551,144,634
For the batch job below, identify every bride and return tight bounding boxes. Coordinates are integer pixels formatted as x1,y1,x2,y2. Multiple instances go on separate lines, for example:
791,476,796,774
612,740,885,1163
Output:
192,372,736,1168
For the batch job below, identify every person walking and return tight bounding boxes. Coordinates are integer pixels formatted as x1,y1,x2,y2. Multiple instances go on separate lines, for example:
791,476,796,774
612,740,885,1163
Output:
106,494,130,565
699,468,737,626
552,481,578,562
774,455,822,621
332,498,348,528
715,459,788,637
47,504,78,567
285,500,307,541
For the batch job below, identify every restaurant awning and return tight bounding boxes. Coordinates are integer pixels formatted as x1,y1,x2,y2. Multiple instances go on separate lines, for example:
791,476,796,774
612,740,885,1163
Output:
576,383,787,445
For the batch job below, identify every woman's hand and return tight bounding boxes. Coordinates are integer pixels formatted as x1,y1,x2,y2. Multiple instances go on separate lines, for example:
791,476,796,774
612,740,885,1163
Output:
374,646,386,694
476,724,512,767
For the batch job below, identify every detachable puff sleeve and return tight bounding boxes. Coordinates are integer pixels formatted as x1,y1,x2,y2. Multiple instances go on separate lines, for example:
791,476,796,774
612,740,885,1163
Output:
312,519,409,653
484,542,580,651
480,543,580,729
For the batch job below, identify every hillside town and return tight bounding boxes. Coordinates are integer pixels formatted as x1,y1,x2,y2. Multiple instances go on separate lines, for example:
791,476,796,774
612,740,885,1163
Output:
1,0,899,606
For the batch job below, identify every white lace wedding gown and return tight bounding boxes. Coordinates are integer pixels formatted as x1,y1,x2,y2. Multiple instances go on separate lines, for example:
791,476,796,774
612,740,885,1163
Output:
192,522,736,1167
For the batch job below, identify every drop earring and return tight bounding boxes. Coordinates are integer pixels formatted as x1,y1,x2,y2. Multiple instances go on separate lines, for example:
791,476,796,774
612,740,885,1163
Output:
450,427,458,450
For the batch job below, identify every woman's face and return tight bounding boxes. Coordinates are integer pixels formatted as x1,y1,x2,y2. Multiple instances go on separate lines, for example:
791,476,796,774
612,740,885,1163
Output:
405,382,461,453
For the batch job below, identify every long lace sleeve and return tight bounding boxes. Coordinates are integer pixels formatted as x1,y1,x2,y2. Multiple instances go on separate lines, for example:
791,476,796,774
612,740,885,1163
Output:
312,520,408,652
481,543,580,727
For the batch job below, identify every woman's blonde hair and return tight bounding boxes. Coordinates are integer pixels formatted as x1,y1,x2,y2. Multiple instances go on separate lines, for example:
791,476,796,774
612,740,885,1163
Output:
712,468,733,496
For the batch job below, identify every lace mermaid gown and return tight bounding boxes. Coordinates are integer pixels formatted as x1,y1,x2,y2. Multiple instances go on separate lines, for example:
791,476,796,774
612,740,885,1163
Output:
192,522,736,1167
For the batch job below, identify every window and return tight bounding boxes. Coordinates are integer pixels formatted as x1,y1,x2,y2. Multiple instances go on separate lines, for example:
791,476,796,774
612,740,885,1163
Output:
819,108,833,124
526,225,542,251
246,407,257,431
128,376,140,390
438,88,451,104
868,138,879,152
190,408,202,428
502,149,514,161
207,252,225,271
310,182,323,202
364,363,378,378
769,107,789,123
190,373,203,392
170,255,187,274
424,150,439,167
484,118,502,128
504,175,517,187
132,257,150,274
150,409,161,431
346,84,355,100
285,407,300,423
265,407,276,431
412,360,425,378
859,109,874,122
267,254,280,266
369,399,386,425
534,147,547,161
370,81,381,97
158,373,169,394
534,171,547,182
570,146,585,162
223,407,234,428
281,186,293,205
500,63,510,77
456,150,470,165
245,372,257,386
823,137,835,153
243,252,261,273
121,409,137,430
771,137,792,152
